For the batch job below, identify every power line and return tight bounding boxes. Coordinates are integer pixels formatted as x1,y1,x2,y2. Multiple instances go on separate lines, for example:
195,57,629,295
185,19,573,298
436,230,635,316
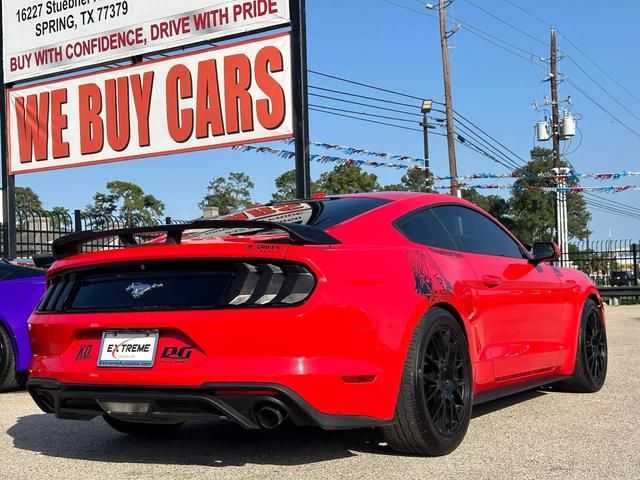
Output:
308,103,422,125
558,30,640,107
584,192,640,215
310,105,521,171
461,0,548,46
309,69,428,102
311,70,531,170
309,92,425,119
497,0,551,27
454,133,519,171
310,82,526,170
454,122,523,170
584,195,640,220
566,56,640,124
380,0,546,66
453,110,529,166
585,202,640,221
584,197,640,221
310,60,532,170
494,0,640,108
309,106,430,134
458,24,545,64
309,85,423,110
565,77,640,139
378,0,640,154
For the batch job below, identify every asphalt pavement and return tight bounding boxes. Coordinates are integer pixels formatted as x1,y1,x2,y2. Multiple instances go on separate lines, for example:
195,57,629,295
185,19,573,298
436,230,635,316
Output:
1,306,639,480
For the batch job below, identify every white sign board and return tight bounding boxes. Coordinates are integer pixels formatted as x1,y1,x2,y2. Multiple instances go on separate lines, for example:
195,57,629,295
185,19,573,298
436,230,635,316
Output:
7,33,293,174
2,0,290,82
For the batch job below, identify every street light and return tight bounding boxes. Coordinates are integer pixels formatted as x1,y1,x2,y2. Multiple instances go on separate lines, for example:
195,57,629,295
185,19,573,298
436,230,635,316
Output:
421,99,433,178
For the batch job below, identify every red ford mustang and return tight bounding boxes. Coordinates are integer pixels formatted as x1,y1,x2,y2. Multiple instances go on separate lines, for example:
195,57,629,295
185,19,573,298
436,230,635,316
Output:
28,192,607,455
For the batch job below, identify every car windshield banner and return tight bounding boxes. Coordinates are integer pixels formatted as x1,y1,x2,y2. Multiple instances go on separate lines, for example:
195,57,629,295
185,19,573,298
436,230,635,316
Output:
2,0,291,83
6,32,293,175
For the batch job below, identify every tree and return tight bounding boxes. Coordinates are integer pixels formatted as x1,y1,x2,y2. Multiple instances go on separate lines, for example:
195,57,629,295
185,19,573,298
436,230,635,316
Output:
84,181,165,225
382,168,433,193
271,170,320,202
508,147,590,243
462,188,513,229
272,170,298,202
200,172,254,215
16,187,43,212
314,164,380,194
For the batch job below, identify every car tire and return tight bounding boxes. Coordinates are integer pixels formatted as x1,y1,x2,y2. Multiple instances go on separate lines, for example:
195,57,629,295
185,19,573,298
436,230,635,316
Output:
0,326,21,392
103,416,185,436
381,307,473,456
556,299,607,393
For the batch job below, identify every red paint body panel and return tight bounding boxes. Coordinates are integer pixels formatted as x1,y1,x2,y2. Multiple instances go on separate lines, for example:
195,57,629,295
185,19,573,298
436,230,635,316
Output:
28,193,601,422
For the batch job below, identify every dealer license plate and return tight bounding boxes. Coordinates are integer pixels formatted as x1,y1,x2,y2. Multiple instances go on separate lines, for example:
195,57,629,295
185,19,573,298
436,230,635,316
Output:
97,330,159,368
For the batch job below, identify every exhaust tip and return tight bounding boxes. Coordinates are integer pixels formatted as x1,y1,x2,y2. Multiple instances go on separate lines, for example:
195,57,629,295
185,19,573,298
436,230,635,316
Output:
254,404,287,429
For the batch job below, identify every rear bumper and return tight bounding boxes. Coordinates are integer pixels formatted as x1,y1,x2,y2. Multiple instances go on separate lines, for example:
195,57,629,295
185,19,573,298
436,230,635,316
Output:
27,378,389,430
28,290,408,420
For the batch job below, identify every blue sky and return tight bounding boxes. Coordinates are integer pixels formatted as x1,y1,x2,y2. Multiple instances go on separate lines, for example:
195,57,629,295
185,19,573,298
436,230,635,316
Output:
16,0,640,240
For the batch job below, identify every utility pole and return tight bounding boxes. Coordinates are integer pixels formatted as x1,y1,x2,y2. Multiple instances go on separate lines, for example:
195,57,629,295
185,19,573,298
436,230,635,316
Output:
549,27,569,266
550,28,561,170
437,0,459,197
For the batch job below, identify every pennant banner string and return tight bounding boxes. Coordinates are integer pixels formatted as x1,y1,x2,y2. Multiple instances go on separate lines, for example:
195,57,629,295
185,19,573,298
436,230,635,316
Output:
433,185,640,193
231,144,640,191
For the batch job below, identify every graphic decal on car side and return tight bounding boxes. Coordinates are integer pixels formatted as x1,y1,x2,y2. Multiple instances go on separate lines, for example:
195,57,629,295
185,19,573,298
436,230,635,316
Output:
407,250,453,300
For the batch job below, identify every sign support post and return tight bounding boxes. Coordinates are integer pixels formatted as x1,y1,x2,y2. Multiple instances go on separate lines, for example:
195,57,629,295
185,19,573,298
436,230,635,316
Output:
290,0,311,198
0,8,16,260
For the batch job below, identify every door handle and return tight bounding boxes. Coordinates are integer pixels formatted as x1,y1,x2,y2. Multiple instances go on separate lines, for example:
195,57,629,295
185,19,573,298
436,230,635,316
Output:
482,275,502,287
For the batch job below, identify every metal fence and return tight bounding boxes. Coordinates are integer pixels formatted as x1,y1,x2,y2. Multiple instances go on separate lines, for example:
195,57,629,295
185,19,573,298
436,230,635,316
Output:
568,239,639,287
1,210,638,290
1,209,189,259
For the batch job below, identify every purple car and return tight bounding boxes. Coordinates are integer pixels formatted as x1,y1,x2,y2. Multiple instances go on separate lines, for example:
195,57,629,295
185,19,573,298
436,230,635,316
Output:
0,260,45,391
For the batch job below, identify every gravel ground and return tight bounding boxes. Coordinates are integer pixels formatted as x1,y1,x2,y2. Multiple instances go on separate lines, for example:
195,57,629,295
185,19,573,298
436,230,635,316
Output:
1,306,639,480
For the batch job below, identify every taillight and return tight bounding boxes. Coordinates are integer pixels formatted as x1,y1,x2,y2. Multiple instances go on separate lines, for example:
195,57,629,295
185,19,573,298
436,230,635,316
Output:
36,261,317,313
222,263,316,307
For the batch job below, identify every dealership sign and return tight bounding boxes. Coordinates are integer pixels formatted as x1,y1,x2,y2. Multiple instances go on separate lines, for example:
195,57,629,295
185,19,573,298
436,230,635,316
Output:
2,0,291,82
6,33,293,174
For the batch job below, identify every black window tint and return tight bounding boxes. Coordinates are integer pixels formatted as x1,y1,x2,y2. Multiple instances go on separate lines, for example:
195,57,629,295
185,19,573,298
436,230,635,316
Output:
0,260,45,281
433,206,524,258
395,209,457,250
305,198,389,230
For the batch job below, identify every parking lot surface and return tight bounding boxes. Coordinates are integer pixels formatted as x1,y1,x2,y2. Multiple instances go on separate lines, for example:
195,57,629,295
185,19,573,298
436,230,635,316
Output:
1,306,638,480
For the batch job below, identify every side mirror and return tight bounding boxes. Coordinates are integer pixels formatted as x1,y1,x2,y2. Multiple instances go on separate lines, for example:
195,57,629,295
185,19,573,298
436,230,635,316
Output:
531,241,560,264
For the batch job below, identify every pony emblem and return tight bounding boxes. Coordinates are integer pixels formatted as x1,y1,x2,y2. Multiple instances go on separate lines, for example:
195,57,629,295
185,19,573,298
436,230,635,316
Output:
126,282,164,299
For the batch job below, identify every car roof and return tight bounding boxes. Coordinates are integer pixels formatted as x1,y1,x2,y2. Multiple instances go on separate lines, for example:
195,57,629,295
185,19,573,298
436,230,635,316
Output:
331,191,478,208
335,191,440,201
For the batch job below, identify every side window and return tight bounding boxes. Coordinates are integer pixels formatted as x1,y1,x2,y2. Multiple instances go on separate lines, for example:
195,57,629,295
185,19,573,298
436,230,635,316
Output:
432,206,524,259
395,209,457,250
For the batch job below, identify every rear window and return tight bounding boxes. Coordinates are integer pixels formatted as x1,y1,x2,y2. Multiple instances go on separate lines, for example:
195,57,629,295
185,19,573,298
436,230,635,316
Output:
0,260,44,281
190,197,389,239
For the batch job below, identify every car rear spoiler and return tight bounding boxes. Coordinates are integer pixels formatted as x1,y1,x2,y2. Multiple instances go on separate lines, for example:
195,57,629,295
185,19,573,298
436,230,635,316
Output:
32,220,341,268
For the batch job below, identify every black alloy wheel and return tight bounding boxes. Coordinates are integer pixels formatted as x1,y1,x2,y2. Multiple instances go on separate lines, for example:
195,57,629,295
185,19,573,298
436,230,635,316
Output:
0,326,21,392
420,326,469,437
584,308,607,384
555,299,607,393
382,308,473,456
